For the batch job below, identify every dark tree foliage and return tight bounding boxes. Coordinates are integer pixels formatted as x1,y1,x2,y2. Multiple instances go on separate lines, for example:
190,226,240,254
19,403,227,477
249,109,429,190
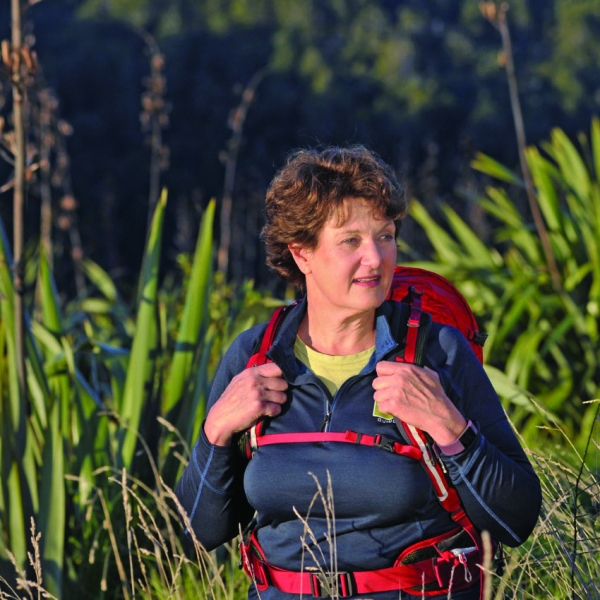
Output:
1,0,598,297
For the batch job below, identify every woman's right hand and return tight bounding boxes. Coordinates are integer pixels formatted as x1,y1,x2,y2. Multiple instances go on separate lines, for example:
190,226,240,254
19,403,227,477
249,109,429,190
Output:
204,362,289,446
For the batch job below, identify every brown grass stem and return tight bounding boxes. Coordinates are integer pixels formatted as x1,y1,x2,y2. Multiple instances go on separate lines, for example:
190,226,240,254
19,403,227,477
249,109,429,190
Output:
98,488,131,600
493,3,562,292
10,0,27,418
217,66,268,276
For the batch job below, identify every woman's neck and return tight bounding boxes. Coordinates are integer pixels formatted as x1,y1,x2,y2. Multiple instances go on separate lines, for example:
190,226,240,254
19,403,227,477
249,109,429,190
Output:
297,306,376,356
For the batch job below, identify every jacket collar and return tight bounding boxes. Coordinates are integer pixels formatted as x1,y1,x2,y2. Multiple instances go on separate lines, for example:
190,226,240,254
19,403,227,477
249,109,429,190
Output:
266,300,400,382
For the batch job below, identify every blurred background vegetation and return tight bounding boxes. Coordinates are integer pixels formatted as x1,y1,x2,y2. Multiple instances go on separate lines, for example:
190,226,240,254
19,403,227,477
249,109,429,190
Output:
0,1,598,598
2,0,600,295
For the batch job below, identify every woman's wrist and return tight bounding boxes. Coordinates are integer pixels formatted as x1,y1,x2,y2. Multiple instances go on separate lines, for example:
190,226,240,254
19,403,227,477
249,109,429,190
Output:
204,414,233,446
427,413,468,447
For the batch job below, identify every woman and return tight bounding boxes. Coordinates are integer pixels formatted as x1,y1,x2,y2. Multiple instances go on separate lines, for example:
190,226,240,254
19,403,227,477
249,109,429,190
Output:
175,146,541,599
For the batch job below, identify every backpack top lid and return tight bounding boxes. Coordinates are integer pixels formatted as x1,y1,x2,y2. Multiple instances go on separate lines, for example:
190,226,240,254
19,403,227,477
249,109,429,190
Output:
387,266,487,363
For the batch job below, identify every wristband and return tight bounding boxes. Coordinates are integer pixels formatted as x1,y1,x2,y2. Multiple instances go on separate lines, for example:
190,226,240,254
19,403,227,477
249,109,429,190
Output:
436,420,477,456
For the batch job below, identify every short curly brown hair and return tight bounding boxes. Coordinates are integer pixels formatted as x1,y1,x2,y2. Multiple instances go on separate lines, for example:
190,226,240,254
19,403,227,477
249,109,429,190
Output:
262,145,407,291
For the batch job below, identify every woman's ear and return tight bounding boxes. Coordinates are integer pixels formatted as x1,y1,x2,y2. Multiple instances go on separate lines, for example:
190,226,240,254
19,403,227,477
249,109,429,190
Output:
288,244,311,275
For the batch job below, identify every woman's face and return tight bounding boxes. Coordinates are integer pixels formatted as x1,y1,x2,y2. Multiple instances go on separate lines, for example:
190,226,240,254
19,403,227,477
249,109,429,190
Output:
290,198,397,319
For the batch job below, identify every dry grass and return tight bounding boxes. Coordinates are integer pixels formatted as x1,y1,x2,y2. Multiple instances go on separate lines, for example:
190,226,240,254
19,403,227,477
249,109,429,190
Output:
0,417,598,600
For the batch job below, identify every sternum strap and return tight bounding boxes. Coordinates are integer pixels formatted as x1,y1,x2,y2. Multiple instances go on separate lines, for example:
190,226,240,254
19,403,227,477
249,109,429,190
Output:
251,430,423,460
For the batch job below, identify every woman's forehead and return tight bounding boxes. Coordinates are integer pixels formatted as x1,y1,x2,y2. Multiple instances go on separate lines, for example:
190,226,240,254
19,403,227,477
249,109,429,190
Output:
327,197,389,227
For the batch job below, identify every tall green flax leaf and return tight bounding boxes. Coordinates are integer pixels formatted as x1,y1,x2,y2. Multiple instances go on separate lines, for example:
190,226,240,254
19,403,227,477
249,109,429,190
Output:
37,399,65,599
119,188,167,469
471,152,522,185
163,199,215,415
36,248,67,597
0,217,28,567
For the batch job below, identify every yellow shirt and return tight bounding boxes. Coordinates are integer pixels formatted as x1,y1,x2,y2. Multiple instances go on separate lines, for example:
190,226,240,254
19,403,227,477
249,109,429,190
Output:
294,336,394,420
294,336,374,396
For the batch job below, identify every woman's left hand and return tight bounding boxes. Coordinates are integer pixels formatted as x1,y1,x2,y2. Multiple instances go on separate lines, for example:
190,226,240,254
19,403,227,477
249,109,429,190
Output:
373,361,467,446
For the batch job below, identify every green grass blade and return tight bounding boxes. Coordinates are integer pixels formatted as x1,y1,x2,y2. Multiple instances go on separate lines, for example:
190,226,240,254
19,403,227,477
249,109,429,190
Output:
591,116,600,181
525,147,562,233
0,216,30,567
74,367,107,494
471,152,521,185
409,199,465,263
37,398,65,598
1,460,28,566
162,325,216,487
0,218,22,438
479,187,525,229
119,189,167,468
25,320,49,431
441,205,500,268
80,258,118,302
38,250,75,458
483,365,536,411
549,128,591,202
38,248,63,335
178,325,215,449
163,199,215,415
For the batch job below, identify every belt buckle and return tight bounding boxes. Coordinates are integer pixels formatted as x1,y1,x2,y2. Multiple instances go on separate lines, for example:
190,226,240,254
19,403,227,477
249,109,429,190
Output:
373,434,396,453
309,572,354,598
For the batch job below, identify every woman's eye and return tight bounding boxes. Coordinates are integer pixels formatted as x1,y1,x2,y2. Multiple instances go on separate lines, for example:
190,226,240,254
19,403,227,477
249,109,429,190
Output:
343,237,358,244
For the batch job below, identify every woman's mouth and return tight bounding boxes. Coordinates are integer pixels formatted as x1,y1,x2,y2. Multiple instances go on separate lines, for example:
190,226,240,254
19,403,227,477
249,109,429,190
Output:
353,276,381,287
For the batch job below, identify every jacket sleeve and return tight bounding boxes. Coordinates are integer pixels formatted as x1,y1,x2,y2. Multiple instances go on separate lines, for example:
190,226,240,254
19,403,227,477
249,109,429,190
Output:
174,326,264,551
427,324,542,547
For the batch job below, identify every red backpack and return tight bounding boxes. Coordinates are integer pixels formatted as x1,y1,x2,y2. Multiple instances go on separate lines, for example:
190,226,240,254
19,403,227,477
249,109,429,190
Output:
388,265,487,363
240,266,496,599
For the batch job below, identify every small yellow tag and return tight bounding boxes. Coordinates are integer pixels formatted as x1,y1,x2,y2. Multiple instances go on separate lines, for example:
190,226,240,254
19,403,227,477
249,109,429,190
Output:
373,402,394,421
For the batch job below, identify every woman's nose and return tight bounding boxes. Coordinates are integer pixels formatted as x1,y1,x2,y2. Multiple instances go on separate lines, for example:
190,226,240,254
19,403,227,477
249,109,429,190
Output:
361,238,382,266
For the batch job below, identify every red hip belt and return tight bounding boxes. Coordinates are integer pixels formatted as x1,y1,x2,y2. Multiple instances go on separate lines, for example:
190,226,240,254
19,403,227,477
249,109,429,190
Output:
241,527,481,598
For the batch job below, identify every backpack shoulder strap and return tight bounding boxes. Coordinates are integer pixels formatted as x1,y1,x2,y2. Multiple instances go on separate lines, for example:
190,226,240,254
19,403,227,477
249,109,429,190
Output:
388,290,431,367
246,303,296,368
388,288,483,547
242,302,296,456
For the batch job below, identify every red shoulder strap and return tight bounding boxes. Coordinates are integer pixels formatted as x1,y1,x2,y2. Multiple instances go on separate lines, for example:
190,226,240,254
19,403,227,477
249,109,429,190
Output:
398,286,423,364
245,304,291,368
391,284,486,572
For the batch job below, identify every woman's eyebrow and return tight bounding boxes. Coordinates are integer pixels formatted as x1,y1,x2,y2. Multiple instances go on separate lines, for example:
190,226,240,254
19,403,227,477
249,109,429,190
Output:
336,227,362,234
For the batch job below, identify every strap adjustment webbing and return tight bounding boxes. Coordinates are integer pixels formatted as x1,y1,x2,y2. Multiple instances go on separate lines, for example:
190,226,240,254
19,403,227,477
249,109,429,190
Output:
248,429,423,461
404,286,423,364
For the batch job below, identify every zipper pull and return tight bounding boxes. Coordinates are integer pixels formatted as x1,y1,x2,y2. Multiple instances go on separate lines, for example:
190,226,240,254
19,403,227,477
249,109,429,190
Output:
451,548,475,583
432,444,448,473
320,410,331,431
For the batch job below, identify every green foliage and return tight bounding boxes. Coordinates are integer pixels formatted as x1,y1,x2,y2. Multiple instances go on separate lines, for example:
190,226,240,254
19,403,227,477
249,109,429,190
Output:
0,220,41,585
0,191,265,596
405,119,600,453
72,0,600,123
539,0,600,113
163,198,215,417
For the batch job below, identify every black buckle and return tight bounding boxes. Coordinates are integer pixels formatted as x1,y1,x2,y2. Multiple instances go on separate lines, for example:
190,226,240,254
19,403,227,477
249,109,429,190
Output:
373,434,396,453
309,572,354,598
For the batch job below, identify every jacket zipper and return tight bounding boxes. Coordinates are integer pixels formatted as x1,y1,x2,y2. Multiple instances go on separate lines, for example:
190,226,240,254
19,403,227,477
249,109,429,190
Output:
320,410,331,432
